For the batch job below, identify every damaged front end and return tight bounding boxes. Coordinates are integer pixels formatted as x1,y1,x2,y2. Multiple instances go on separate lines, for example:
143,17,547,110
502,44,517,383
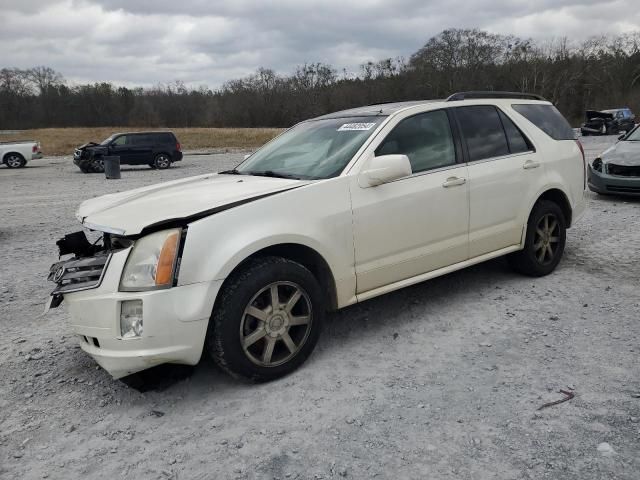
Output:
46,230,132,309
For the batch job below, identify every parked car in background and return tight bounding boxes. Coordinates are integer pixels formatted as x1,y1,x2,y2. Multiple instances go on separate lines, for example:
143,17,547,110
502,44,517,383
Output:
73,131,182,173
581,108,636,136
1,140,43,168
47,92,586,381
588,124,640,196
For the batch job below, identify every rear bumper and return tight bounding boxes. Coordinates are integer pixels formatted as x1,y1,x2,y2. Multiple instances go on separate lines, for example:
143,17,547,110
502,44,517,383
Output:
173,151,183,162
588,164,640,196
32,152,43,159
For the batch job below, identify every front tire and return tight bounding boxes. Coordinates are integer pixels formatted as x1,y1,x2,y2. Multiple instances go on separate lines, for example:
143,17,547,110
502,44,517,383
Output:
90,157,105,173
207,256,324,382
507,200,567,277
4,153,26,168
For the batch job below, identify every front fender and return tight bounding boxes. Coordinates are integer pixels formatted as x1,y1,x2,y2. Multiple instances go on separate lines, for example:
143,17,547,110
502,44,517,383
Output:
176,178,357,307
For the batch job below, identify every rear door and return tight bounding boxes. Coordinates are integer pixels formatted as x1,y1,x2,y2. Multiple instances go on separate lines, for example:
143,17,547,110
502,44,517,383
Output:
128,134,154,164
455,105,541,257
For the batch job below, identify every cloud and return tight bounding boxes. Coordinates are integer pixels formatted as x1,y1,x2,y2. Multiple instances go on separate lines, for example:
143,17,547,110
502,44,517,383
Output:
1,0,638,87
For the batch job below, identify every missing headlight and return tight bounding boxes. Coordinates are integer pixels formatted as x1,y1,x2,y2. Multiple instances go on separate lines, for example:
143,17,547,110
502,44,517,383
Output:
592,158,603,172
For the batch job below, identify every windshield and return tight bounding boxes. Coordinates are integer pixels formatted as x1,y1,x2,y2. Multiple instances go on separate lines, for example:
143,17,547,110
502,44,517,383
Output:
100,135,115,146
624,125,640,141
236,116,387,179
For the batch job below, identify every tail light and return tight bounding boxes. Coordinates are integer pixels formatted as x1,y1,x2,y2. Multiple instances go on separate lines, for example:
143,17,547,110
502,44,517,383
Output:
176,142,181,152
575,140,586,189
32,144,38,153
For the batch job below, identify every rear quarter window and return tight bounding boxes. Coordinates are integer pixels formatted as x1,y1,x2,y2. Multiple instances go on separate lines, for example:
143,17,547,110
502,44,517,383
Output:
154,133,174,143
511,104,575,140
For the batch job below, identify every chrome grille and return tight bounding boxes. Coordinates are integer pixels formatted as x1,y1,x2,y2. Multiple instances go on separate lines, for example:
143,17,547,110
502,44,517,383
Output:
48,254,111,294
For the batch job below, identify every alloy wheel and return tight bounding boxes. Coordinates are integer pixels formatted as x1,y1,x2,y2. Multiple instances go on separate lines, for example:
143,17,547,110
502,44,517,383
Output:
533,213,560,265
6,155,23,168
155,155,170,169
239,281,313,367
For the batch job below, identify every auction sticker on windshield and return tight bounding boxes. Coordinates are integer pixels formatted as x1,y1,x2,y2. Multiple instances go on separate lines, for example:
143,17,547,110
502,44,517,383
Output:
337,123,377,131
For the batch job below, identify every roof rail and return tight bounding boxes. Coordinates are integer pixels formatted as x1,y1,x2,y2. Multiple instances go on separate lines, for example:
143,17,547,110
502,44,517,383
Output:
446,91,546,102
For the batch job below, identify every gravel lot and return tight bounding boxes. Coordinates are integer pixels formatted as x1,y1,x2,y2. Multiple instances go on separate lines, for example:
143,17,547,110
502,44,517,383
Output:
1,138,639,479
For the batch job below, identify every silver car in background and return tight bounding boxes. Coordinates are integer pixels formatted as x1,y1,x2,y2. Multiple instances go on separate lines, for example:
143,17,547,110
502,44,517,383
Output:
588,125,640,196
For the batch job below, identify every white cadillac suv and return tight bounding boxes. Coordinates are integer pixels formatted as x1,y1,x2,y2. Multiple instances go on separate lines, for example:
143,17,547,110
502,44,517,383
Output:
47,92,587,381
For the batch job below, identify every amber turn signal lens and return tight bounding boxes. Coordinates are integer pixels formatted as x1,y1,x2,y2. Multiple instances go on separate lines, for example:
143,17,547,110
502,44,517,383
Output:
155,231,179,286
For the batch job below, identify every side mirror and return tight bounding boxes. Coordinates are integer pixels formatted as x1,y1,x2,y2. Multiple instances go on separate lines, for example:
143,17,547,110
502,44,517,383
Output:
359,154,412,188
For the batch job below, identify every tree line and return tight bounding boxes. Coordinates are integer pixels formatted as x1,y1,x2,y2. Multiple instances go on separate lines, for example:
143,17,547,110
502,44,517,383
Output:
2,28,640,130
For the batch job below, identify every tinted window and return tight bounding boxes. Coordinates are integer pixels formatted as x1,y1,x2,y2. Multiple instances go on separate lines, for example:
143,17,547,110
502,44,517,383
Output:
112,135,127,146
498,110,532,154
512,104,575,140
129,134,149,145
375,110,456,173
456,106,509,161
152,133,173,143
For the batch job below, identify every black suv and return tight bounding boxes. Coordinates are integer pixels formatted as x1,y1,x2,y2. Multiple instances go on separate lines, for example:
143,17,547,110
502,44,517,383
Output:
73,131,183,173
581,108,636,136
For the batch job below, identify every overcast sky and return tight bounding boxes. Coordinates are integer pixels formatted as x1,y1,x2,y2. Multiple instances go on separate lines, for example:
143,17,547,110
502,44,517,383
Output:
1,0,639,88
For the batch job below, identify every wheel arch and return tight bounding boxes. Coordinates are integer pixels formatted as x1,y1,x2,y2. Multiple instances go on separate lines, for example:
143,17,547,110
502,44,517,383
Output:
3,151,25,162
215,243,339,312
532,188,573,227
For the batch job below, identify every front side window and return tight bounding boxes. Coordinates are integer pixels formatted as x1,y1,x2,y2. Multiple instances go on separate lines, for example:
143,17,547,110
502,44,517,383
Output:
375,110,456,173
237,116,386,179
456,106,509,161
112,135,127,146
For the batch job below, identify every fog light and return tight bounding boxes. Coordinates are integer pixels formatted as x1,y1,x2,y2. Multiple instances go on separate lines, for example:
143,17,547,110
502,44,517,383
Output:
120,300,143,339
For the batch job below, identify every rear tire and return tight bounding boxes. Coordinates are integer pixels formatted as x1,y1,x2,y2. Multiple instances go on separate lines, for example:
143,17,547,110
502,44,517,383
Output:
206,256,324,382
153,153,171,169
507,200,567,277
4,153,26,168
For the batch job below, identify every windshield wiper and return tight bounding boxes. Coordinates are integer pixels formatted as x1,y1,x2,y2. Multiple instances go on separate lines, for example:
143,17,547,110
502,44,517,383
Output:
242,170,302,180
219,169,243,175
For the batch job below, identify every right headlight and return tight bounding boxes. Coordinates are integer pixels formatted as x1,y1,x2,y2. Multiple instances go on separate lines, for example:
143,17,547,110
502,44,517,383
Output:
119,228,182,291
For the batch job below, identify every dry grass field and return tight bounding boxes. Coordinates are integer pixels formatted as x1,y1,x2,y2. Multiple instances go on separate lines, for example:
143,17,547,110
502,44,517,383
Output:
0,127,284,156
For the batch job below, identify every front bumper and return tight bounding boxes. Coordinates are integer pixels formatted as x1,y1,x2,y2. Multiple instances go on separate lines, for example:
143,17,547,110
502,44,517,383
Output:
59,248,222,378
588,164,640,196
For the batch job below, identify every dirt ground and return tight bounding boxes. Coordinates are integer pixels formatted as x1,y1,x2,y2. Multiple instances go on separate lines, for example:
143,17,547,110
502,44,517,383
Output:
1,137,639,480
0,127,283,156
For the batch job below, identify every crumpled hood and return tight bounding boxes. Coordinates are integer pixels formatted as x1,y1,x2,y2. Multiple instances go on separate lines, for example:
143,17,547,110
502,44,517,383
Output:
77,142,100,150
77,173,308,235
601,141,640,166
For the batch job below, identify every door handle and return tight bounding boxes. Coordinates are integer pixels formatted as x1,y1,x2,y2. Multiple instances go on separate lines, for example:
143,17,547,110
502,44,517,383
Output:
523,160,540,169
442,176,466,188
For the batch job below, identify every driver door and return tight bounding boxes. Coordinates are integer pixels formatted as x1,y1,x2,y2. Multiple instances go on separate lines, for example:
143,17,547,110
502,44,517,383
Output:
108,135,132,163
350,109,470,295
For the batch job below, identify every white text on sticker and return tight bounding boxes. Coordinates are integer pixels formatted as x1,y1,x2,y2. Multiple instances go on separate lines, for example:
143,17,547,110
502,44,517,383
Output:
337,123,376,131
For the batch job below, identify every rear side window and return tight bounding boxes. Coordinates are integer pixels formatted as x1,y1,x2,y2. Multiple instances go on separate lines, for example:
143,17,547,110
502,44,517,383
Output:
153,133,173,143
498,110,533,154
512,104,575,140
129,135,146,145
456,106,509,161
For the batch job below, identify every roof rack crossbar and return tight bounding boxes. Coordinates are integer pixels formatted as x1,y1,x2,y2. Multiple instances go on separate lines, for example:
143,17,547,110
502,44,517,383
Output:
446,91,546,102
